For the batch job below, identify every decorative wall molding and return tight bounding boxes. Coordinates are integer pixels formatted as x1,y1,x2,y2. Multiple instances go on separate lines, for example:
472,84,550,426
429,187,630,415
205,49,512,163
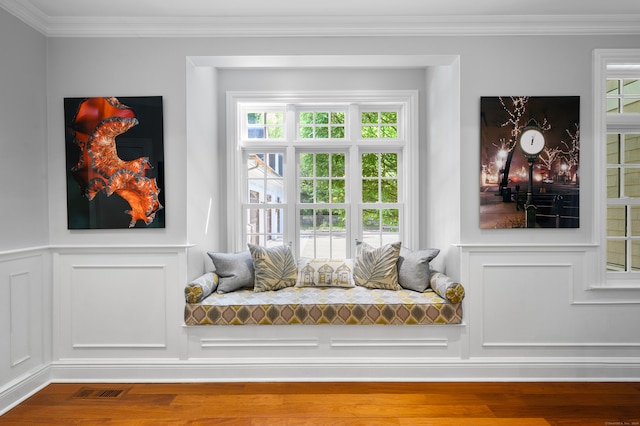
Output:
0,0,638,38
200,339,319,349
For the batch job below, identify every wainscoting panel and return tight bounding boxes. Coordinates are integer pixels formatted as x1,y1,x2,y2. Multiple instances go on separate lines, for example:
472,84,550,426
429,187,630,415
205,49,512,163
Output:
0,249,49,415
185,324,464,361
462,246,640,359
54,248,185,361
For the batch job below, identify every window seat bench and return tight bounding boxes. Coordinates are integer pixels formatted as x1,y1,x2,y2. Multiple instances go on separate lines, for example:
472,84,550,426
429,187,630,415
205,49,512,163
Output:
184,270,464,326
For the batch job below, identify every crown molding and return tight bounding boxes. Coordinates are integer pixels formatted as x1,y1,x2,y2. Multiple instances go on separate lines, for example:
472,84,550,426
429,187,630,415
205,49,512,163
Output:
1,0,639,37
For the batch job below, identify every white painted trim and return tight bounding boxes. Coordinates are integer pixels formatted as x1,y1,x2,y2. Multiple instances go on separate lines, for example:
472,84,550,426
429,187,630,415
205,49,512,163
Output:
226,90,419,253
0,365,50,416
0,2,638,38
593,49,640,290
46,358,640,382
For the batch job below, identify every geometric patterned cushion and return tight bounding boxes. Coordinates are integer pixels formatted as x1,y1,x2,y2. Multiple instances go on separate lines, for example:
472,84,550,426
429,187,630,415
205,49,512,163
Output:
248,243,298,292
184,272,219,303
354,241,402,290
184,286,463,326
430,271,465,303
296,258,355,288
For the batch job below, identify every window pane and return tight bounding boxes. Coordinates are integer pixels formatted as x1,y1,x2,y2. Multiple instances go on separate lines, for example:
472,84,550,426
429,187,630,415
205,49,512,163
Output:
300,153,313,177
607,79,620,95
381,180,398,202
381,126,398,138
331,126,345,138
607,240,626,271
625,134,640,164
316,154,329,177
362,112,378,124
362,126,378,138
607,98,620,114
300,208,314,231
362,153,378,177
624,79,640,95
331,112,345,124
266,112,284,124
624,169,640,197
607,205,626,237
316,179,330,203
632,241,640,271
331,209,346,231
332,179,345,203
267,126,284,139
382,208,399,231
300,179,314,203
607,134,620,164
248,112,263,124
316,112,329,124
300,112,314,124
300,127,314,138
316,126,329,138
332,154,345,177
362,180,378,202
381,112,397,124
625,99,640,113
362,209,380,232
607,168,620,199
381,153,398,177
248,180,264,202
632,207,640,237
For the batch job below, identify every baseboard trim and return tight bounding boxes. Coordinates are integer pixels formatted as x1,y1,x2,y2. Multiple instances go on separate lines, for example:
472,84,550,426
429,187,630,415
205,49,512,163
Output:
0,365,50,416
49,357,640,383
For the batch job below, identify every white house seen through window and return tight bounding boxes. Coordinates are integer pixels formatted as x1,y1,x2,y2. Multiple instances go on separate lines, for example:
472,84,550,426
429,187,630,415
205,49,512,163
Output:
230,93,416,259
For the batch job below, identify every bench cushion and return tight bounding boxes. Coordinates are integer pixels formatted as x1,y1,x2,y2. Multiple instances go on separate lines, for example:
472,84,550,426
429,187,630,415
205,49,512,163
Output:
184,286,462,326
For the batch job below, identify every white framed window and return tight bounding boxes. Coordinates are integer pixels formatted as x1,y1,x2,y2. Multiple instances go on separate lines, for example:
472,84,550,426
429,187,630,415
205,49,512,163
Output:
594,49,640,288
227,91,418,258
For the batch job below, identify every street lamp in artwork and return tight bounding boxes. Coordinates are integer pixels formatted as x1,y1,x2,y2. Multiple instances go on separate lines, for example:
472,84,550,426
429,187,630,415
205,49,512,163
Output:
518,120,545,228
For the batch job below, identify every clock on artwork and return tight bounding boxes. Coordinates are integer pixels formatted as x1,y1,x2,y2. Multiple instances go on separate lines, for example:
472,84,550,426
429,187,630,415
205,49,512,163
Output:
519,127,545,158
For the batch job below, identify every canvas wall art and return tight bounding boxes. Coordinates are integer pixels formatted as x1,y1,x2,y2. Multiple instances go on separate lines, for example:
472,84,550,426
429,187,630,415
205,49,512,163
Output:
64,96,165,229
480,96,579,229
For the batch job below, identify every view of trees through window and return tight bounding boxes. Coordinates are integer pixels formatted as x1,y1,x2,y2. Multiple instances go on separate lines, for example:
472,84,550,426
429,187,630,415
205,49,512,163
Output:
239,102,406,258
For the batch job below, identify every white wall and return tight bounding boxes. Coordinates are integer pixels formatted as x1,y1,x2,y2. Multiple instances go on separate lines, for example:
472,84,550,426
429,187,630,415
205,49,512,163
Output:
0,8,48,252
2,15,640,413
0,8,50,414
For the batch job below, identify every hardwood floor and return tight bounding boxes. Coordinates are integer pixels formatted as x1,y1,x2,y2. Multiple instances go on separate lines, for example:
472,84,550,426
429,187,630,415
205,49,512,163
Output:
1,382,639,425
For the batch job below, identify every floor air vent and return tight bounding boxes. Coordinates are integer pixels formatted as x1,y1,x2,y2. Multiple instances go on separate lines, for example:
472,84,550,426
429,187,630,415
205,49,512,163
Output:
71,387,128,399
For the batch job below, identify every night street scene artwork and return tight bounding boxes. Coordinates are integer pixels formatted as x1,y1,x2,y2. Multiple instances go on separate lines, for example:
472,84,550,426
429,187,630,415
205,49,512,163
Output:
480,96,579,229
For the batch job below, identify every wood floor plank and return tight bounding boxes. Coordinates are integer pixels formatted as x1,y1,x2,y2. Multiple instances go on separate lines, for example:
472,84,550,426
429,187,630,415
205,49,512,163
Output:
1,382,639,425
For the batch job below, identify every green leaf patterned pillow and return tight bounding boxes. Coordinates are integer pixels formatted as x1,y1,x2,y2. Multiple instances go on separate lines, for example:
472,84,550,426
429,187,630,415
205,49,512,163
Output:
354,241,402,290
248,243,298,292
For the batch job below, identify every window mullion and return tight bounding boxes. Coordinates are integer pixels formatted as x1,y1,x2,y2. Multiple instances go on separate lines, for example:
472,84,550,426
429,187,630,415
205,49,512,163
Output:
348,104,360,257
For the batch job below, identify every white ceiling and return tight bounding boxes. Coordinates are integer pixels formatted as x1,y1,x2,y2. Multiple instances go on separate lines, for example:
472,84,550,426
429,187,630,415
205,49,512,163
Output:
1,0,640,37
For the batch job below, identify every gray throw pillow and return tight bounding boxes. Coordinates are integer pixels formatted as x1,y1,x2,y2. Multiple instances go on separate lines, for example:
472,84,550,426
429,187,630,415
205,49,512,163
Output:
207,250,255,293
396,247,440,292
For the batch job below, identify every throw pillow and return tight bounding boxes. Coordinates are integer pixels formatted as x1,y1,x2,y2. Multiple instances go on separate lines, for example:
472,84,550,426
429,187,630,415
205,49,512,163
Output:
184,272,219,303
397,247,440,292
430,271,466,303
353,241,402,290
207,250,255,293
248,243,298,292
296,258,355,288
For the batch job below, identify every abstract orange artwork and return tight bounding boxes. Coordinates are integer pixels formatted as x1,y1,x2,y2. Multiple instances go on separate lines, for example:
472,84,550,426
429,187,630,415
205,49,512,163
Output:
65,96,164,229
